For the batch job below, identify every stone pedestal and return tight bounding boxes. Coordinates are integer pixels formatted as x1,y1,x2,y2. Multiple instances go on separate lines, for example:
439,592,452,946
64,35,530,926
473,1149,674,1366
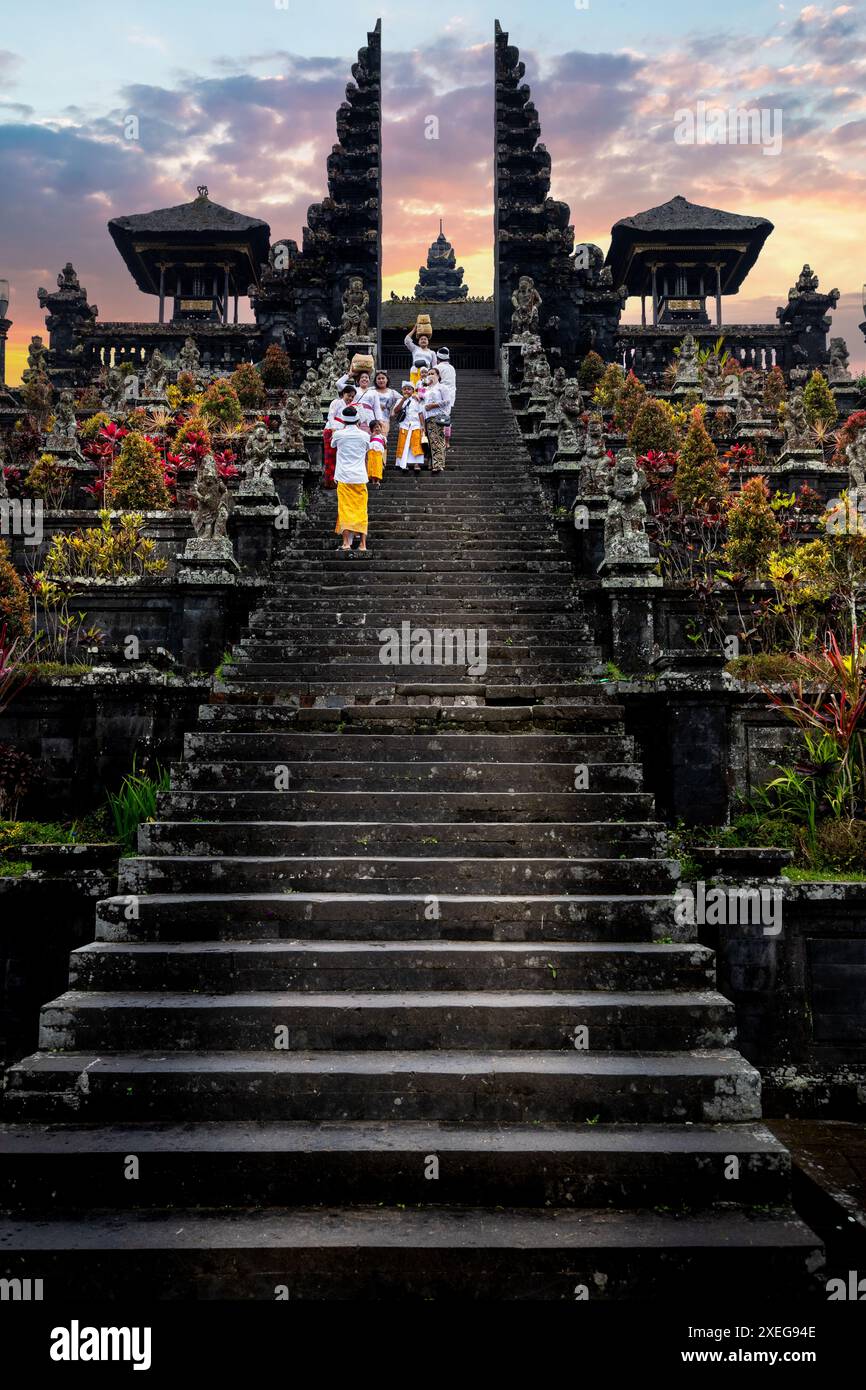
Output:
177,537,239,583
304,431,324,475
735,418,777,442
600,567,662,673
234,495,279,570
831,382,860,420
272,457,313,510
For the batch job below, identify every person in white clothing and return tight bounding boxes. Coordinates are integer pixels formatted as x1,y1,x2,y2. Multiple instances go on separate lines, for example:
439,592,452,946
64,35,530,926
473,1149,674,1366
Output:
332,405,371,554
352,370,384,435
422,367,449,474
404,328,436,371
436,347,457,450
324,383,357,488
373,370,401,438
392,382,425,474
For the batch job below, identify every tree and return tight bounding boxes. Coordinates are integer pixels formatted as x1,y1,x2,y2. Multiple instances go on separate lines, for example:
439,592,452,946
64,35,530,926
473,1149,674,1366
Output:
231,361,265,409
612,371,647,434
107,432,170,510
628,398,679,456
0,540,32,643
723,476,782,574
592,362,625,412
673,407,727,509
762,366,787,413
201,379,243,430
260,344,292,391
578,350,605,395
803,369,837,428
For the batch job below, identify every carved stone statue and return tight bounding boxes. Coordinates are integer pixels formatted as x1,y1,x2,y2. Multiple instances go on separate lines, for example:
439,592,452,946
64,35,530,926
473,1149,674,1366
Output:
846,432,866,492
673,333,700,392
579,415,610,494
176,337,202,380
828,337,852,384
102,367,126,413
556,379,586,449
299,368,323,426
789,265,820,299
279,394,306,455
702,352,724,399
602,450,652,566
22,335,51,383
523,342,552,396
736,367,765,423
191,454,231,540
549,367,568,415
143,348,169,399
510,276,542,340
782,388,812,451
45,388,80,452
239,422,277,499
341,276,371,339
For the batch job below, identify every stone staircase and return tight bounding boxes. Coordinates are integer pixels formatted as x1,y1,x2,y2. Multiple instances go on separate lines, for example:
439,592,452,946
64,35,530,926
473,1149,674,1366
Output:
0,370,821,1299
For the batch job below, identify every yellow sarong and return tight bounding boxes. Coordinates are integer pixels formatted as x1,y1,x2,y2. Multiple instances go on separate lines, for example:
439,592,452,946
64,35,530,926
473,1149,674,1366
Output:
397,427,424,465
366,448,384,480
335,481,368,534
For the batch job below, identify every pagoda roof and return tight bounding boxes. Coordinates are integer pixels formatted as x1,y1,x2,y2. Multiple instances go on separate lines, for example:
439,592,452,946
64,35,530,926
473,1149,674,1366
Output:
108,188,271,296
606,195,773,295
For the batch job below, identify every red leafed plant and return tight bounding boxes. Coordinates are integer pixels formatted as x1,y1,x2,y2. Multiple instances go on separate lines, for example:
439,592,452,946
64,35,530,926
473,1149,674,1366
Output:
0,621,33,715
764,631,866,819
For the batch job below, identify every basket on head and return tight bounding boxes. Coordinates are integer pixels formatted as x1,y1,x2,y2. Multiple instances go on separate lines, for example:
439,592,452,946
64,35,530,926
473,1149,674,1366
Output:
350,352,375,377
414,315,433,338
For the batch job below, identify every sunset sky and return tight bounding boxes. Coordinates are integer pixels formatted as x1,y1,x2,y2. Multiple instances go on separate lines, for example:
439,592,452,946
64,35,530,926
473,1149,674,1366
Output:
2,0,865,382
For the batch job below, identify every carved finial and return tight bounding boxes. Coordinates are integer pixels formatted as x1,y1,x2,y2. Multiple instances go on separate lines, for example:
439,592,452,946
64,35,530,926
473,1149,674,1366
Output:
439,218,444,237
197,184,208,199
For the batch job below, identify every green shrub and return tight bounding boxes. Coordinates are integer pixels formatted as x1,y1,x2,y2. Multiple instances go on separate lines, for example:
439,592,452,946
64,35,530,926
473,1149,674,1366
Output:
814,819,866,870
673,408,727,509
628,398,680,456
803,369,837,428
578,351,606,395
612,371,647,434
107,433,169,510
230,361,265,409
260,344,292,391
201,379,243,429
723,476,782,574
592,363,625,412
26,453,73,509
0,540,32,643
108,760,171,851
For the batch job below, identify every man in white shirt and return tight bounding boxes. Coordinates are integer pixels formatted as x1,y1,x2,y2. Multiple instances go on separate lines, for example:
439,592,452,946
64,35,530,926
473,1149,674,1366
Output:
436,347,457,450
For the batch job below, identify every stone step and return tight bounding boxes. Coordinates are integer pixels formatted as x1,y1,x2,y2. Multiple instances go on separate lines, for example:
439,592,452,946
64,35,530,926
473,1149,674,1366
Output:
247,621,590,641
194,703,625,733
95,891,675,944
235,641,588,663
0,1206,820,1300
181,733,633,764
118,855,679,897
68,940,714,994
0,1120,790,1211
38,988,736,1052
140,821,663,860
157,789,656,821
168,760,642,793
220,663,597,684
3,1049,761,1123
277,560,574,575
